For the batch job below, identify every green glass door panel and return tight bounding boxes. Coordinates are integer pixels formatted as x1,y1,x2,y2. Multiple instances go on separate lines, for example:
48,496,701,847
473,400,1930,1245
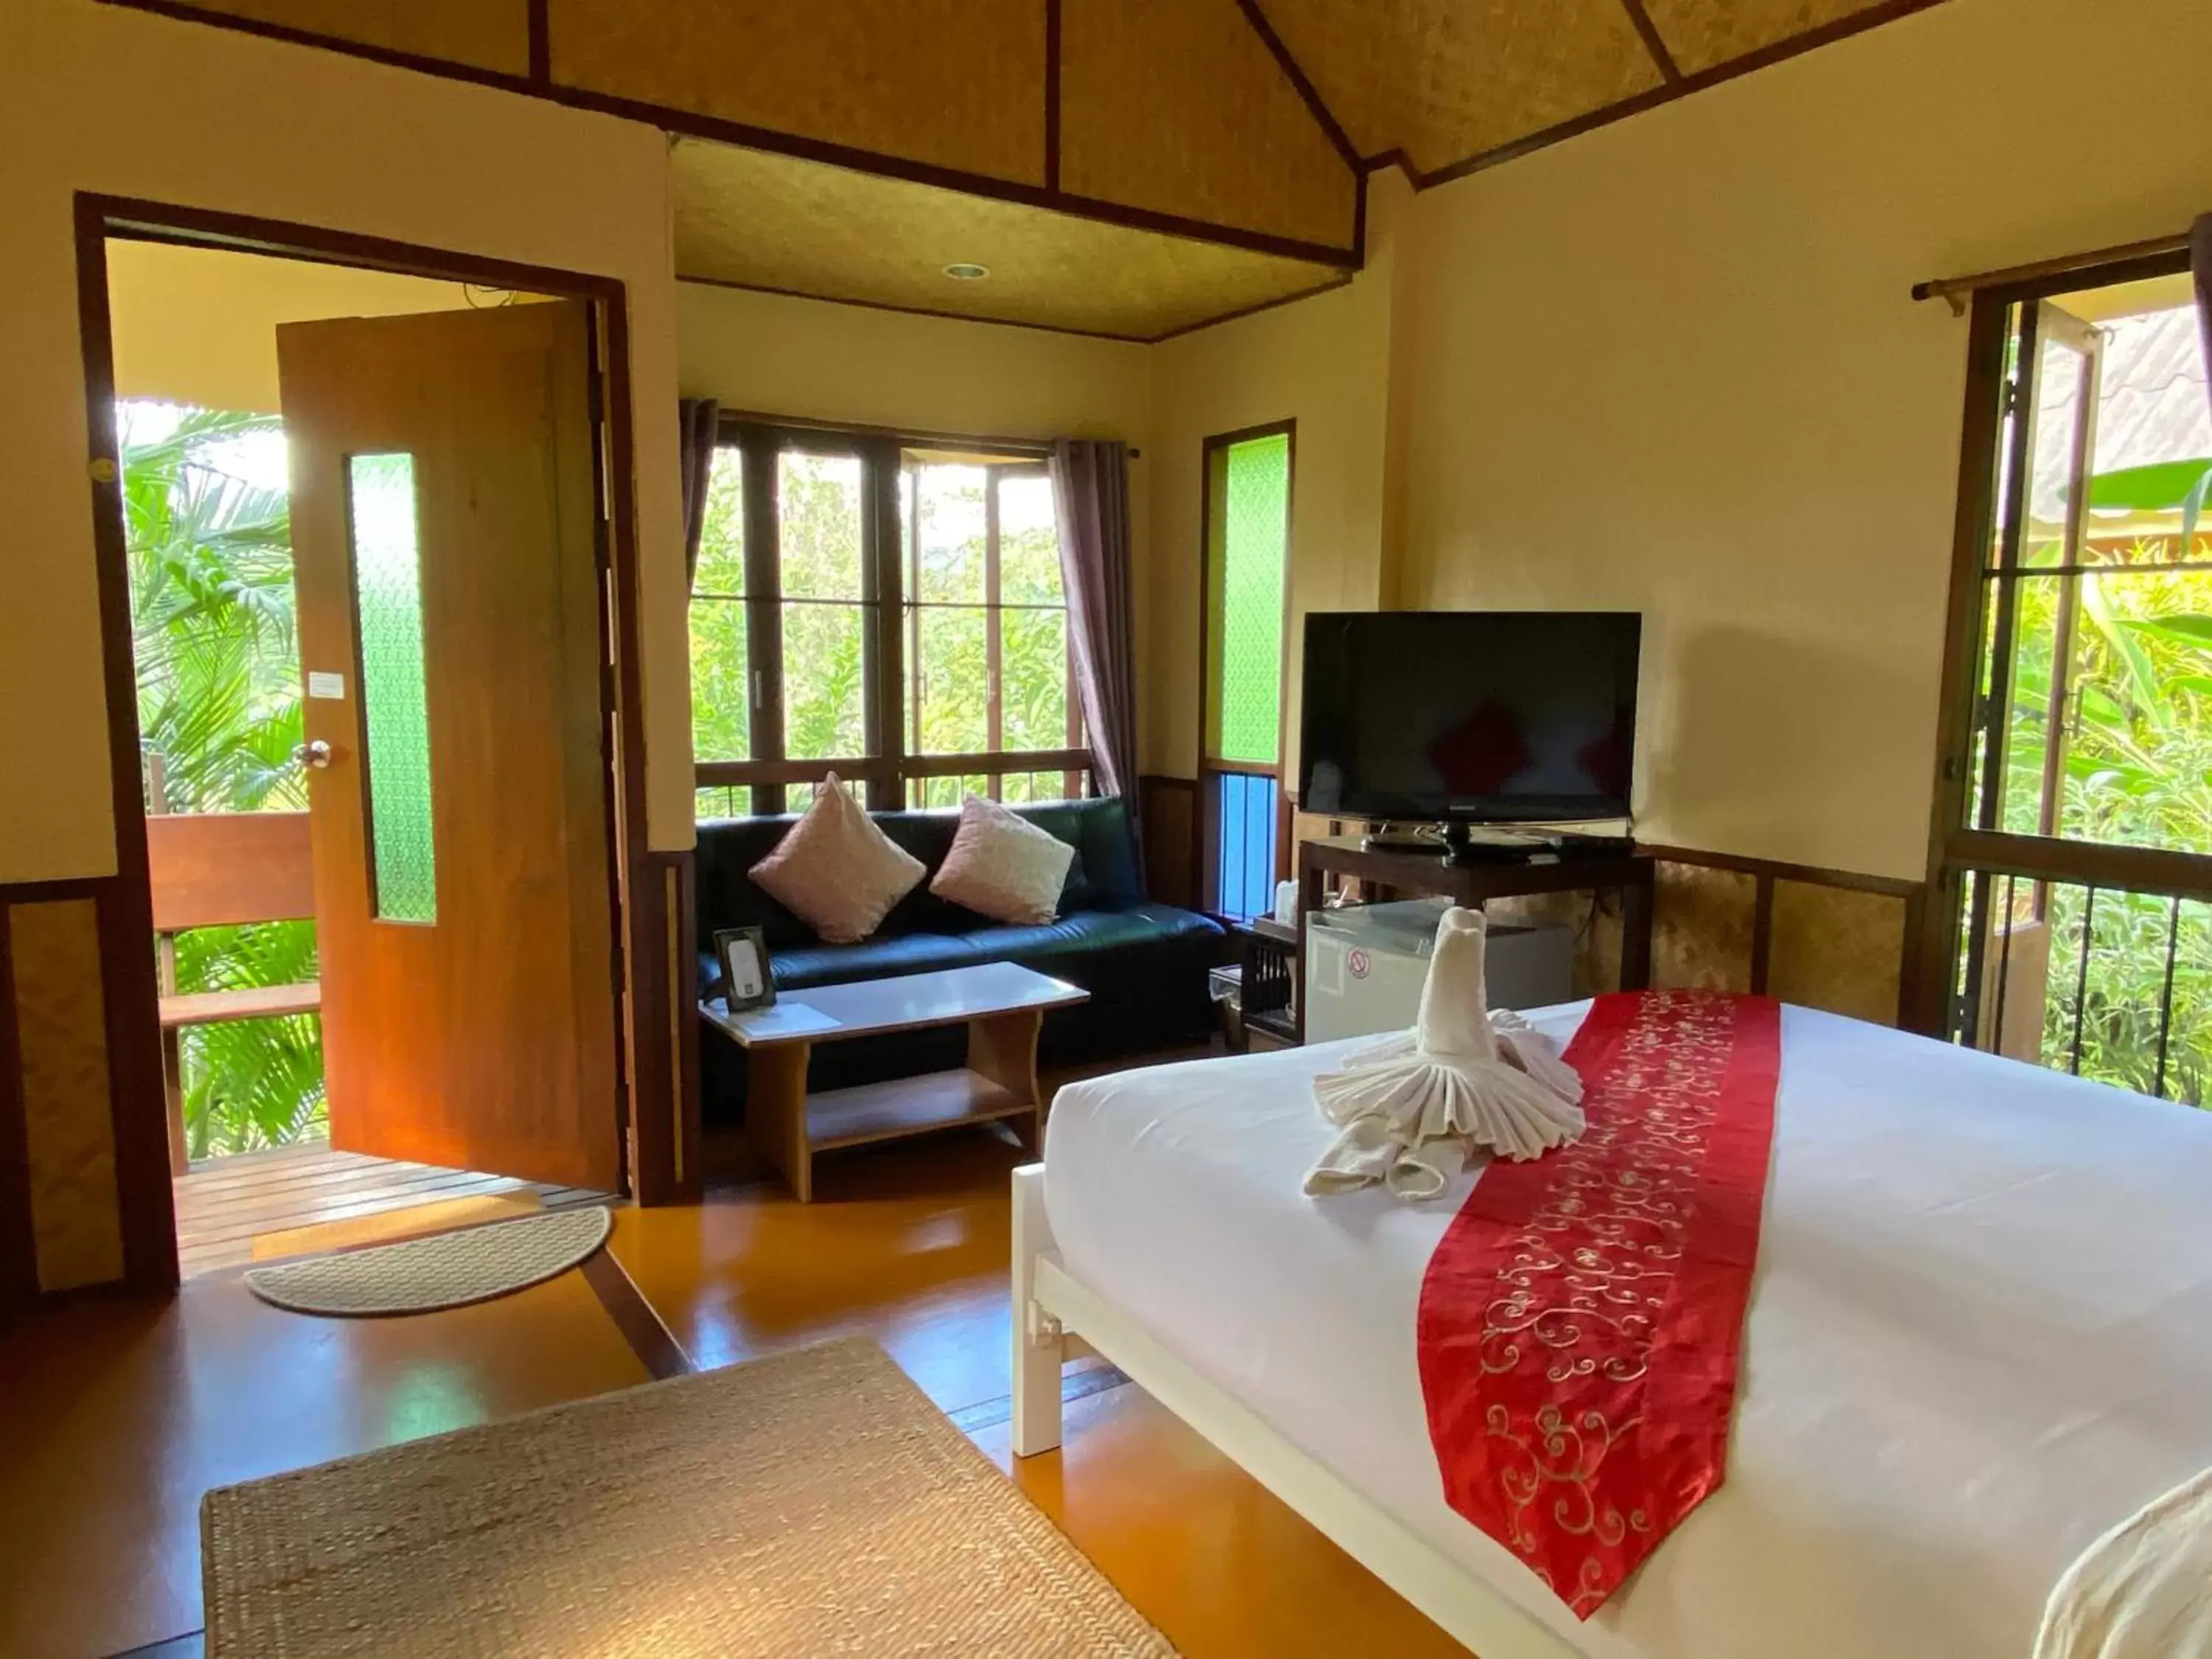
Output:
1217,434,1290,765
347,452,437,923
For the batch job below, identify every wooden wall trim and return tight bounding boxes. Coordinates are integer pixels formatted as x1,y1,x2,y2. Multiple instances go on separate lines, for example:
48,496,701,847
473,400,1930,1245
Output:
0,908,35,1322
1635,841,1923,899
75,198,177,1293
93,0,1361,270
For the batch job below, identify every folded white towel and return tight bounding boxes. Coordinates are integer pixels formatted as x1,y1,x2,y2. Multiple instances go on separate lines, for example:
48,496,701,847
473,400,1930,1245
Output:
1305,908,1586,1201
2036,1461,2212,1659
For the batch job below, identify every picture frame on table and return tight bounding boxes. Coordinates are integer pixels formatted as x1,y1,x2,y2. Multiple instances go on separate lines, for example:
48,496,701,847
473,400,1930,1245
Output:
714,925,776,1013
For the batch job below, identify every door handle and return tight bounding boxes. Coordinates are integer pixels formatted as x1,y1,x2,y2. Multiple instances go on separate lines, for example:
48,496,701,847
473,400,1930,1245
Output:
292,739,334,771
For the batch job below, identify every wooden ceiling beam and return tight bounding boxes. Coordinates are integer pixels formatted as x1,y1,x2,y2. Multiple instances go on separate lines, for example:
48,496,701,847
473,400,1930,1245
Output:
1232,0,1363,173
1616,0,1683,83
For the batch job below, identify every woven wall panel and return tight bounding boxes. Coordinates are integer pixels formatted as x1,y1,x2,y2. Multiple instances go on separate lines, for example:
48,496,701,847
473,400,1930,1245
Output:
170,0,530,75
1641,0,1896,75
10,900,125,1293
1767,880,1906,1027
1058,0,1355,251
1652,862,1756,992
551,0,1046,185
1252,0,1663,175
674,140,1340,341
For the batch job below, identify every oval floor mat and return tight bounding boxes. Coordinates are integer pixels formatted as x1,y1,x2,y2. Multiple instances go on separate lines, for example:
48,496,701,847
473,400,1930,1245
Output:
244,1205,612,1317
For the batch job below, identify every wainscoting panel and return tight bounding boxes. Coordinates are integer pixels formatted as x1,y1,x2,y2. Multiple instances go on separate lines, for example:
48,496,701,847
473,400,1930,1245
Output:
1651,862,1758,994
9,897,126,1293
1138,775,1197,911
1767,879,1910,1027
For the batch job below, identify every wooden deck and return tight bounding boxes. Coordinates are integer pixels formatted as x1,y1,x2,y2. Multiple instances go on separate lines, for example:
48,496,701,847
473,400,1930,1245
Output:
173,1141,608,1280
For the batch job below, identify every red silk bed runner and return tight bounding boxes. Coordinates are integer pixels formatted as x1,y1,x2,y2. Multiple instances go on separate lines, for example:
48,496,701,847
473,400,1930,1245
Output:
1416,991,1781,1618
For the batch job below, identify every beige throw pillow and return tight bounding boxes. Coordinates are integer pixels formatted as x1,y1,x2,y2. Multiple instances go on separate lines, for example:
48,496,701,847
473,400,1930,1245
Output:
931,795,1076,926
749,773,925,945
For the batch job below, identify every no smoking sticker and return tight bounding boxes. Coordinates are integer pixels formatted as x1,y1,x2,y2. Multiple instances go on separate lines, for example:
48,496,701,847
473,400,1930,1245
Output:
1348,947,1371,980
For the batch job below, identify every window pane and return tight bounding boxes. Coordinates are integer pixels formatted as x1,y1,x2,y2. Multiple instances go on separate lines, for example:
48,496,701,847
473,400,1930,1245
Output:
695,786,741,821
2075,307,2212,569
692,445,745,595
783,601,866,759
1991,567,2212,851
913,605,989,754
913,465,987,604
779,451,864,599
1215,434,1290,766
1001,605,1068,751
689,597,751,762
347,453,437,924
998,473,1064,605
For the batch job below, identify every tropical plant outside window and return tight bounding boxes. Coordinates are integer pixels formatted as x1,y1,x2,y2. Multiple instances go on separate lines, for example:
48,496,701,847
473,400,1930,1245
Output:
121,401,325,1156
1953,290,2212,1104
689,425,1085,820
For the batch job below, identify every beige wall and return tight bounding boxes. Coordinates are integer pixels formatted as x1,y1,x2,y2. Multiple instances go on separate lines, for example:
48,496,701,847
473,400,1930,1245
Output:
1386,0,2212,880
678,282,1153,445
107,243,493,414
1142,173,1411,782
0,0,687,883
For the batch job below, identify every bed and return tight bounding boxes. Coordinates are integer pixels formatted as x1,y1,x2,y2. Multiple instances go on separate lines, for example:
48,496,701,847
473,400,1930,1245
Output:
1010,1001,2212,1658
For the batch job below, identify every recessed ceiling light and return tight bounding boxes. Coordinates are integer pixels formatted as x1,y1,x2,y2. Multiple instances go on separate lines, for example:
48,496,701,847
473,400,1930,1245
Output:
942,262,990,281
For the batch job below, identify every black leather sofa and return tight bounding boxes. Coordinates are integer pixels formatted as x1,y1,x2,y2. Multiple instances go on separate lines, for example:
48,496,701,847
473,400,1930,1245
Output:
694,797,1226,1126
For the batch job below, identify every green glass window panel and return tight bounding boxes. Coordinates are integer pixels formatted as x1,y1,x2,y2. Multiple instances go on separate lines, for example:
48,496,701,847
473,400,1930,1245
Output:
783,600,866,759
692,445,745,595
348,453,436,923
1001,605,1068,751
689,597,751,762
1217,434,1290,765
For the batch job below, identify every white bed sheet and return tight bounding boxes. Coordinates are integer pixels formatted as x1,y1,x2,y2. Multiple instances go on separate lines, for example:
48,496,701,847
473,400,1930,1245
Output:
1042,1004,2212,1659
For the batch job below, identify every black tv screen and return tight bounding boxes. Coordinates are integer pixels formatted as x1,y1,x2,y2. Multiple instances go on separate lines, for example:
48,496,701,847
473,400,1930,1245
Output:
1298,611,1641,824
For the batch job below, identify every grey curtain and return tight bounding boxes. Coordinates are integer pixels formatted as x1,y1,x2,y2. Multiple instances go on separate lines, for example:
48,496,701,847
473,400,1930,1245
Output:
1049,440,1139,818
2194,215,2212,418
678,397,721,591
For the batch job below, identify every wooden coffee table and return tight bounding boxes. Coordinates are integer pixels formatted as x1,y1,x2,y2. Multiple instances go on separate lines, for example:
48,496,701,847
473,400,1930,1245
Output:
699,961,1089,1202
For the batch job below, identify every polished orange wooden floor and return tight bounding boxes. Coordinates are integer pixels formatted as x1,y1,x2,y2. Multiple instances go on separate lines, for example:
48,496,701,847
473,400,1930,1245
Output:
4,1118,1461,1659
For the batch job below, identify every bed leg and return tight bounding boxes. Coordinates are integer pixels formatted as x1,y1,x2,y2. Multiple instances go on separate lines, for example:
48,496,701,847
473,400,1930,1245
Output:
1010,1163,1064,1457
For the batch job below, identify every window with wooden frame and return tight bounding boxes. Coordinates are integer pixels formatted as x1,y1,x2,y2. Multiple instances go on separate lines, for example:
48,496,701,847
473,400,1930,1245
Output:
1921,245,2212,1104
689,420,1088,820
902,457,1084,807
1197,422,1293,920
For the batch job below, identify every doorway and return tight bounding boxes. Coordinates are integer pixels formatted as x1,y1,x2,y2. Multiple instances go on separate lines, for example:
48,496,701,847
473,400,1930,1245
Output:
80,204,668,1283
1927,248,2212,1102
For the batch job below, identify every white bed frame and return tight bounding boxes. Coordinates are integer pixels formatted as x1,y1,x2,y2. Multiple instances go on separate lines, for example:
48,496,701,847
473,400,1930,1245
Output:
1010,1163,1583,1659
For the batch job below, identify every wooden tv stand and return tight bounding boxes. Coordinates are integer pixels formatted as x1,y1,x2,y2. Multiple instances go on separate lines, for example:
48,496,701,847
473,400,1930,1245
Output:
1293,835,1654,1043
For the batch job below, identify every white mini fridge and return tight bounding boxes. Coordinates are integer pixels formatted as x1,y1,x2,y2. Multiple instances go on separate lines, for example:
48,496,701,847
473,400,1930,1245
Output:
1303,899,1574,1045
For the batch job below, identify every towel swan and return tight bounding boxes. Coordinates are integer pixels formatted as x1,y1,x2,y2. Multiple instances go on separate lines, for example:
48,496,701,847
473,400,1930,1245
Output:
1305,907,1586,1202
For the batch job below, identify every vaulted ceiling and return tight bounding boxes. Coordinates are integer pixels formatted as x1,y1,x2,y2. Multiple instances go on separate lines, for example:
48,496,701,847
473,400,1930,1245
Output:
114,0,1949,337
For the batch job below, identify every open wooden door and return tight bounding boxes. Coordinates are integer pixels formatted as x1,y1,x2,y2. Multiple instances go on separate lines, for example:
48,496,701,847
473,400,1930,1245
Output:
279,301,622,1192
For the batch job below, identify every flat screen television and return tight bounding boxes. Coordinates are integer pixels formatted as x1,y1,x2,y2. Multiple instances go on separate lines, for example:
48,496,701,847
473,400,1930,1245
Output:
1298,611,1641,825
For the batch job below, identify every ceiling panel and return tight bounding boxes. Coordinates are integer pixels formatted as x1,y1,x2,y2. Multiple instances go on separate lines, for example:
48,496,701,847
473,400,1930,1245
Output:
1640,0,1903,75
672,140,1346,342
1253,0,1664,175
1059,0,1356,251
551,0,1047,185
160,0,529,75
